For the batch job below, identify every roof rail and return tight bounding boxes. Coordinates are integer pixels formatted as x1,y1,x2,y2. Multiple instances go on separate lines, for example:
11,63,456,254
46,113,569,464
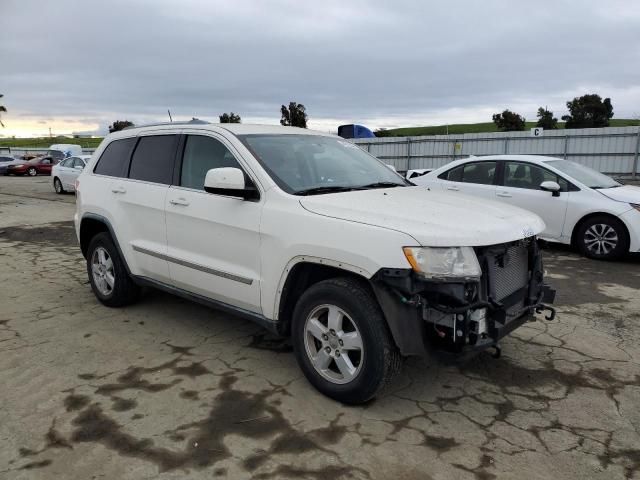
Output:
122,118,210,130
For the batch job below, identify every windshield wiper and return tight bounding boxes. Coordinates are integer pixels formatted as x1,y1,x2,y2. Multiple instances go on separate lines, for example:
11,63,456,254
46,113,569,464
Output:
355,182,406,190
294,186,357,196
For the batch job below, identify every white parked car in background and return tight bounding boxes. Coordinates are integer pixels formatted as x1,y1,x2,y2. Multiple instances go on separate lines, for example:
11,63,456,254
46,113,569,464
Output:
415,155,640,260
52,155,91,193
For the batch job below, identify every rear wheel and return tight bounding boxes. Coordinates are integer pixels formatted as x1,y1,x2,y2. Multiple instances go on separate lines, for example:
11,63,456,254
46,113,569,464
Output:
54,177,65,194
27,167,37,176
576,215,629,260
292,277,401,404
86,232,140,307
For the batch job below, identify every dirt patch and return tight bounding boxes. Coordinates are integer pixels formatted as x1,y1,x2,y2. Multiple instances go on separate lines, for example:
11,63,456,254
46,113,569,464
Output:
0,221,77,247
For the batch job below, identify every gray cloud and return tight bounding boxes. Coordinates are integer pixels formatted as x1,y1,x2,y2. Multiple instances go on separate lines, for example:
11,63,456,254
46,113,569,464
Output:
1,0,639,131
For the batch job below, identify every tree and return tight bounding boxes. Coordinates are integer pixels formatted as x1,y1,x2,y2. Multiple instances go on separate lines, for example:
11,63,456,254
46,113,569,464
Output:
109,120,134,133
219,112,241,123
561,94,613,128
280,102,308,128
0,94,6,128
492,109,526,131
536,107,558,129
374,128,390,137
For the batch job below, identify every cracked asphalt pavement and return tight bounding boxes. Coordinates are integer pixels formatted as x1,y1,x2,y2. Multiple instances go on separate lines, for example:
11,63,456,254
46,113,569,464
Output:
1,176,639,479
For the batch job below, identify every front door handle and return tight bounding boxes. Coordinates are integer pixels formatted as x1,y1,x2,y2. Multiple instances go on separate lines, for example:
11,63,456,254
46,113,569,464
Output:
496,191,512,198
169,198,190,206
447,186,459,191
111,186,126,194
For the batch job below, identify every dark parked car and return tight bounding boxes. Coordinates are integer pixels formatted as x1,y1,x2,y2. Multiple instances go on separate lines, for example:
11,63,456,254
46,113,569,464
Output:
0,155,17,175
5,156,58,176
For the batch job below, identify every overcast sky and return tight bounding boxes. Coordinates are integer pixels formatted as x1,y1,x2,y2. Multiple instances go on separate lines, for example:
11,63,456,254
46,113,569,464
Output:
1,0,639,136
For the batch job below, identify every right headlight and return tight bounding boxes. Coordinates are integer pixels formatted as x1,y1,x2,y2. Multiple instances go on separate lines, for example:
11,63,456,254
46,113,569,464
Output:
403,246,481,280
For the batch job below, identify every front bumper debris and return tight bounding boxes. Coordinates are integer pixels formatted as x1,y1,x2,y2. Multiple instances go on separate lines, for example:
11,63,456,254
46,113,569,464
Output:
371,237,556,357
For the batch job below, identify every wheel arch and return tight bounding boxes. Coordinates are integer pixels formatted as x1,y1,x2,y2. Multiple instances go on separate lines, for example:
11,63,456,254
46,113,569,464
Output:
79,214,130,275
570,211,630,247
274,258,373,337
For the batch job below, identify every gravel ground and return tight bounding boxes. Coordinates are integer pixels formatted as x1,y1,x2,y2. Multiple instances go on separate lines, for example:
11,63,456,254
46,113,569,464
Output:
1,176,639,479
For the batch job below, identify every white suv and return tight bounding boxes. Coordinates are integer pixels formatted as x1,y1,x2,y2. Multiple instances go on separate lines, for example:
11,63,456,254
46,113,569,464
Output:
75,121,555,404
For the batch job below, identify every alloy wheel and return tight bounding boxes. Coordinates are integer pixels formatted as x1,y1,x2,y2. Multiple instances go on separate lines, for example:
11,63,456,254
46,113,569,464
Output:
28,167,37,176
584,223,618,256
91,246,115,296
303,304,364,384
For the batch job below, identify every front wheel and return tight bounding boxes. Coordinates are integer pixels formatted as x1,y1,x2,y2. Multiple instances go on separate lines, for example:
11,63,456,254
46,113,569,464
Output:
576,215,629,260
86,232,140,307
292,277,401,404
27,167,37,176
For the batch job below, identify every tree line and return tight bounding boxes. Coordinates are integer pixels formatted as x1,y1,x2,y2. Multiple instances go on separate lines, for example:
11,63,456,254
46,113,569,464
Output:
492,93,614,132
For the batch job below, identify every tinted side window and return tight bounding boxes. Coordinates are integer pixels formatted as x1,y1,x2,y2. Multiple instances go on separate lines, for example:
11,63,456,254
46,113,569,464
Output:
94,138,136,177
129,135,178,185
439,165,463,181
73,158,85,168
505,162,567,191
461,161,496,185
180,135,242,190
60,158,73,167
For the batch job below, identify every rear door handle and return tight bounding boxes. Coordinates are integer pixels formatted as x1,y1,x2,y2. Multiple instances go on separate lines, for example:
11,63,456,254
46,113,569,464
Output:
169,198,190,206
111,186,126,194
496,191,512,198
447,186,459,191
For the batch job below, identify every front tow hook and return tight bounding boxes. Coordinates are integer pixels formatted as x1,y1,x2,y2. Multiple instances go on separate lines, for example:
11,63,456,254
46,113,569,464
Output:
536,304,556,321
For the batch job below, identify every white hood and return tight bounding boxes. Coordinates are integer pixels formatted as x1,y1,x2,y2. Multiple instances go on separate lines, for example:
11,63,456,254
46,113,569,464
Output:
598,185,640,204
299,187,545,247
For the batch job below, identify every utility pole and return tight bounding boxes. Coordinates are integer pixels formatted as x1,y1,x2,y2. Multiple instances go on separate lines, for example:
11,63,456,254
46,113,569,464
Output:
49,127,52,138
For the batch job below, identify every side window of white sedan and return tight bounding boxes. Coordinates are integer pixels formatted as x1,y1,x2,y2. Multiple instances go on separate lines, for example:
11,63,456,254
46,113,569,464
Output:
504,162,568,191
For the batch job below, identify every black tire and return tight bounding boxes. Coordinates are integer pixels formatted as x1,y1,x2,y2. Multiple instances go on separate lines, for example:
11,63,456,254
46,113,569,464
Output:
292,277,401,404
576,215,629,260
86,232,140,307
27,167,37,176
53,177,65,194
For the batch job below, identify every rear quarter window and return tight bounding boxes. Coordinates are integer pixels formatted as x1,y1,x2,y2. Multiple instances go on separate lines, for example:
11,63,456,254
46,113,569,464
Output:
93,138,137,177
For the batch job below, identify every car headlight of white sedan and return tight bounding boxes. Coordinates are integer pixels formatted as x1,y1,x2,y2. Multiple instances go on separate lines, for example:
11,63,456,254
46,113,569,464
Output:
403,246,482,279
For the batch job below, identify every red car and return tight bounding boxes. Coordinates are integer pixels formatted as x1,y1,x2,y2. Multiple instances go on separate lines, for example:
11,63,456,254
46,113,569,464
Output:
5,156,58,176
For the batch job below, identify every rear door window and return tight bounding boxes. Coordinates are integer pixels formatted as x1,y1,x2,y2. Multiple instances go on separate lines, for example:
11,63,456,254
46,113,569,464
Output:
128,135,178,185
461,161,497,185
94,138,137,177
439,165,463,181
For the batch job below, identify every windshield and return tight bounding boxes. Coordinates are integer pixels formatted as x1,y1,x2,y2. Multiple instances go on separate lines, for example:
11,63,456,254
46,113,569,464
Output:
238,134,407,194
546,159,620,189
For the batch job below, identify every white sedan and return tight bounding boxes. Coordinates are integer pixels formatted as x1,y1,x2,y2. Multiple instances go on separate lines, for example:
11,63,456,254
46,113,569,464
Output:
414,154,640,260
52,155,91,194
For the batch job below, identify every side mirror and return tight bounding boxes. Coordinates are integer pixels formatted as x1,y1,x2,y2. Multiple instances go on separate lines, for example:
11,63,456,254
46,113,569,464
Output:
204,167,259,200
74,165,84,170
540,181,561,197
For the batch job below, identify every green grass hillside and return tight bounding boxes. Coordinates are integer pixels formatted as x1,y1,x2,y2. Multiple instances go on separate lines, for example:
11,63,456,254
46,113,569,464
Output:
379,118,640,137
0,136,104,149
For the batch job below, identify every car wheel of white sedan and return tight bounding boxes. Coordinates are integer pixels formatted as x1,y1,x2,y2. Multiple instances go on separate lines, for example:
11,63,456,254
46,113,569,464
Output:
576,216,629,260
54,178,65,194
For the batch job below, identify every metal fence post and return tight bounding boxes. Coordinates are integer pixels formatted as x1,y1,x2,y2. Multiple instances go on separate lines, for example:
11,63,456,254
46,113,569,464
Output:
504,137,509,154
633,127,640,178
563,135,569,159
406,138,411,171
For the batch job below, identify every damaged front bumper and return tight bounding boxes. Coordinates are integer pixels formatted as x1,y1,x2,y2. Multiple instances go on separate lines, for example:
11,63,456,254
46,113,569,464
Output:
371,238,556,358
